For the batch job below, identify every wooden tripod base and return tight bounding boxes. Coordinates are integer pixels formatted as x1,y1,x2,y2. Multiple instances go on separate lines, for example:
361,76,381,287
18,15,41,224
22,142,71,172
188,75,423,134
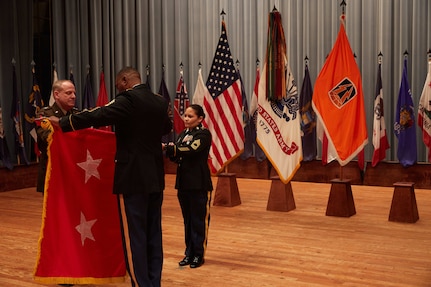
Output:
213,173,241,207
325,178,356,217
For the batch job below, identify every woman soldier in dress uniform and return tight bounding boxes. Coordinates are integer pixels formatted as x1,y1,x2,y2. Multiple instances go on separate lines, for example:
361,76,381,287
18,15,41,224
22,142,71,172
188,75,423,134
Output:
165,104,213,268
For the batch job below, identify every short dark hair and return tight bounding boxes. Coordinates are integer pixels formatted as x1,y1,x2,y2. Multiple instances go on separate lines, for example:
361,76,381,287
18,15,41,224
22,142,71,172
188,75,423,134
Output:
116,67,141,81
188,104,205,119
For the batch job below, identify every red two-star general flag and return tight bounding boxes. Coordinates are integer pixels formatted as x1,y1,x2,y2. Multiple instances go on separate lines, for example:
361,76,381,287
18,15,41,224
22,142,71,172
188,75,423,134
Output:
34,127,126,285
312,15,368,165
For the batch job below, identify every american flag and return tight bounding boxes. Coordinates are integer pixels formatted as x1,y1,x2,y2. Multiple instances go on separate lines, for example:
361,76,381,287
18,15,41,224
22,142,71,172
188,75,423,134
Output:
204,20,244,174
174,71,189,135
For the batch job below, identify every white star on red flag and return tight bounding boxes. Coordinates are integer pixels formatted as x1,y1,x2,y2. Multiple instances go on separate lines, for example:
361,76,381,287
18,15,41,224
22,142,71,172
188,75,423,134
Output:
75,212,97,246
76,150,102,183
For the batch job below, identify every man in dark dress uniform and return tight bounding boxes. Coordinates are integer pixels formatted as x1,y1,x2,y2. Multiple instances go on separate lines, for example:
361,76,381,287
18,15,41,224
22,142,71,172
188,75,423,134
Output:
36,80,78,193
49,67,172,287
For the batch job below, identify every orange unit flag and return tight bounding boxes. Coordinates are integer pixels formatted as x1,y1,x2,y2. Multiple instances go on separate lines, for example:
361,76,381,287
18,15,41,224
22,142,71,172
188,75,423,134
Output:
312,16,368,165
34,127,126,285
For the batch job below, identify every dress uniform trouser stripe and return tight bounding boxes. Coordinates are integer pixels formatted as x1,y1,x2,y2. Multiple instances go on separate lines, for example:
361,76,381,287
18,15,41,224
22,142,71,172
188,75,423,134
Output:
202,191,212,257
118,194,139,287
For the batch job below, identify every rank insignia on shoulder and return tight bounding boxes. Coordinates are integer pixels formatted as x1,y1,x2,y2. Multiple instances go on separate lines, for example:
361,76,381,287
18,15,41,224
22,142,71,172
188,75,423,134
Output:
191,139,201,150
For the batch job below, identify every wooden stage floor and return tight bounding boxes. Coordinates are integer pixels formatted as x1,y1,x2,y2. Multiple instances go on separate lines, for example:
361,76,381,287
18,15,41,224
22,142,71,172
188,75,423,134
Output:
1,174,431,287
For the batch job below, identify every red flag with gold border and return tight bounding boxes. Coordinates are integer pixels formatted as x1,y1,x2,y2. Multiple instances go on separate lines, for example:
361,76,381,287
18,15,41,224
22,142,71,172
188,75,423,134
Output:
34,127,126,285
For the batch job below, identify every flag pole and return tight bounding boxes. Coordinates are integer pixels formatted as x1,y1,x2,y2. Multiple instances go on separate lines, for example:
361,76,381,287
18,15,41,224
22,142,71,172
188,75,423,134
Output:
339,0,346,181
340,165,343,180
212,8,242,207
12,58,20,165
426,49,431,161
174,62,184,140
219,8,226,174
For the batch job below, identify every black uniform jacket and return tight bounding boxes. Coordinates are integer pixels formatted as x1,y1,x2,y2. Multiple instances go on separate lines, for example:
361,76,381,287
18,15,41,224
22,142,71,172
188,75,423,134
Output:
59,84,172,195
166,124,213,192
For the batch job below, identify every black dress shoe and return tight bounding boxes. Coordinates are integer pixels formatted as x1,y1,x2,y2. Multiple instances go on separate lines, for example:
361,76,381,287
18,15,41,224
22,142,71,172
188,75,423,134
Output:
190,256,204,268
178,256,192,266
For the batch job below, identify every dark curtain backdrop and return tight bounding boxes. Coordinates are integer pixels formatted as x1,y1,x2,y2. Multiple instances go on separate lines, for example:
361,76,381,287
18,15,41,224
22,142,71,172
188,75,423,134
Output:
0,0,34,164
1,0,431,166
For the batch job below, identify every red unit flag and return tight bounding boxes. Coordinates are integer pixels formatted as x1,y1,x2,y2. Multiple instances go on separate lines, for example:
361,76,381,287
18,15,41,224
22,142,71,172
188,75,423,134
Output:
34,127,126,285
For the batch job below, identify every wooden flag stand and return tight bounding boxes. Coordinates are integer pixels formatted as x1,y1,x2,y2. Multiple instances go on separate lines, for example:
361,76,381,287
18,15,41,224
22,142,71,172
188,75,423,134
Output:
325,166,356,217
266,176,296,212
213,165,241,207
388,182,419,223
